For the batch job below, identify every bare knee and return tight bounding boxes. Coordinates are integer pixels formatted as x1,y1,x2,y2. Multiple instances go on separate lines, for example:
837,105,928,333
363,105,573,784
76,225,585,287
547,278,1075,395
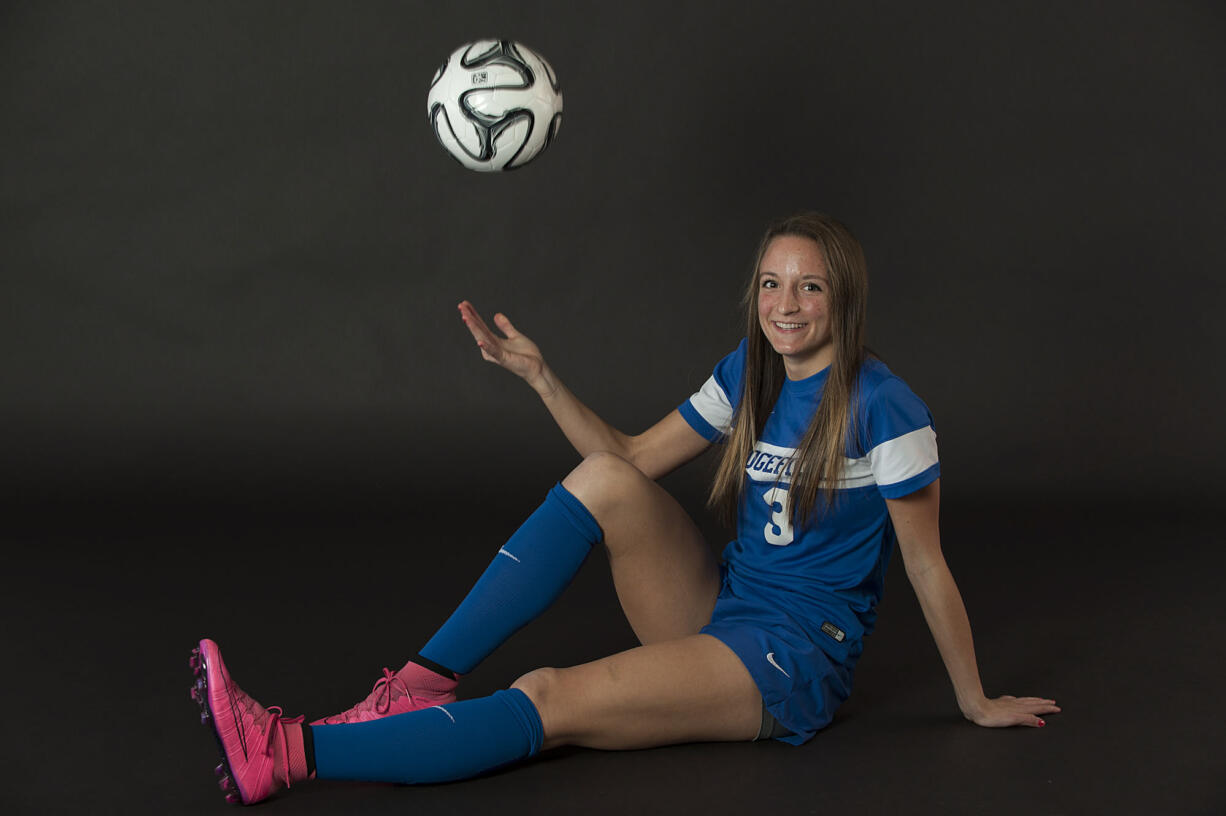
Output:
562,451,646,519
511,667,564,743
511,666,558,702
563,451,642,501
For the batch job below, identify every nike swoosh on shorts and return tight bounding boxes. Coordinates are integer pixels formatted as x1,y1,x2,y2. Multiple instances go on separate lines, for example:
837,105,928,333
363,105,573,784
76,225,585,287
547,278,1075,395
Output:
766,652,790,678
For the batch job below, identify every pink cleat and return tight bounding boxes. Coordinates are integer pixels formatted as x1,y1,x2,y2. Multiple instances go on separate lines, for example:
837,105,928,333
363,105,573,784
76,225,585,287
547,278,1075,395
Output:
190,639,304,805
311,663,458,725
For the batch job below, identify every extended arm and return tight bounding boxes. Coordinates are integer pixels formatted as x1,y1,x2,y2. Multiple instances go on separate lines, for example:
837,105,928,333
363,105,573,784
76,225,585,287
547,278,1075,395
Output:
458,301,710,480
886,480,1061,727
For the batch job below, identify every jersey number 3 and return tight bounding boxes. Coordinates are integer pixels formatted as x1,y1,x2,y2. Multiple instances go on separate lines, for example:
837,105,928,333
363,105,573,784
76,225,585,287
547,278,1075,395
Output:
762,486,794,547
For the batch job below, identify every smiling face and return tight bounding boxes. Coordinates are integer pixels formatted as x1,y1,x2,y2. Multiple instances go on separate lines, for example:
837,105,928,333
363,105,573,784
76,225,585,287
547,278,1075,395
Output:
756,234,834,380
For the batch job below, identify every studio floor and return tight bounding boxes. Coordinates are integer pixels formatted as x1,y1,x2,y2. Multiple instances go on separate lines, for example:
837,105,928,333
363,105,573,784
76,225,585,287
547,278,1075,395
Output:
5,485,1222,815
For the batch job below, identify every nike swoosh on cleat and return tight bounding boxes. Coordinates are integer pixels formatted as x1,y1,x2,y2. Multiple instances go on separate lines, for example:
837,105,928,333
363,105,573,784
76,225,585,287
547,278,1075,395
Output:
497,548,521,563
766,652,790,678
222,675,250,760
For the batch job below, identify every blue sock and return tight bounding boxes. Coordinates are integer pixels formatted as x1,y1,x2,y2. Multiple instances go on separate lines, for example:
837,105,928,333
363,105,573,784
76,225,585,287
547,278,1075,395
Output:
420,483,602,675
312,688,544,783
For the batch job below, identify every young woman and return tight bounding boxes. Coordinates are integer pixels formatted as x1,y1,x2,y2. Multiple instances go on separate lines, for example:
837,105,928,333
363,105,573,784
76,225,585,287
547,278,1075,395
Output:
189,212,1059,805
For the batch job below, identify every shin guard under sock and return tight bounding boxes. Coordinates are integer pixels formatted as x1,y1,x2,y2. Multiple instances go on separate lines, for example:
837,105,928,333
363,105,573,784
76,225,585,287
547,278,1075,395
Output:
311,689,545,784
420,483,602,675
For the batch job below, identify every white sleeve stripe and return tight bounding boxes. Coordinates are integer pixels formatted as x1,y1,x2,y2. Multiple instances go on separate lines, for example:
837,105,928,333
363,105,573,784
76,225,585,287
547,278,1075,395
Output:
868,426,939,487
689,375,734,436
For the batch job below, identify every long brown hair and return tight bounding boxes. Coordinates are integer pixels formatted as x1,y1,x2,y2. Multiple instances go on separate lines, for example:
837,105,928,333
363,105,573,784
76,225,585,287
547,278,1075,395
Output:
708,212,869,529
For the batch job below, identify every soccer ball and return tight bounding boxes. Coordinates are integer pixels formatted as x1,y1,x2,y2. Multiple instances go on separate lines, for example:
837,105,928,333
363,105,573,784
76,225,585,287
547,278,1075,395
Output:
427,39,563,172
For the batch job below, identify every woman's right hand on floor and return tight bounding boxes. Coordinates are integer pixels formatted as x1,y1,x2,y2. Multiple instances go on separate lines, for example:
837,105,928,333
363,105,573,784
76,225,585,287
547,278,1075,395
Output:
458,301,555,397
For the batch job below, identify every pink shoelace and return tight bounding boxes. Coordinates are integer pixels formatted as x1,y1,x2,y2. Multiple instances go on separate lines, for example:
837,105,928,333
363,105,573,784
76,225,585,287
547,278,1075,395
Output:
261,706,305,788
363,668,414,715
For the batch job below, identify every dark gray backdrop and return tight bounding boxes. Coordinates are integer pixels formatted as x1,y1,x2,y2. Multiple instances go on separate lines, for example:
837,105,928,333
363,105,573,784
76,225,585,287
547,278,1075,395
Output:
4,3,1226,814
5,1,1223,513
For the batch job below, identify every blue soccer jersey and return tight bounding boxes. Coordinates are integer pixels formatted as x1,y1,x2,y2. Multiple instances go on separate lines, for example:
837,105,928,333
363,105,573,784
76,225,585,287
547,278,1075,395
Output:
680,339,939,719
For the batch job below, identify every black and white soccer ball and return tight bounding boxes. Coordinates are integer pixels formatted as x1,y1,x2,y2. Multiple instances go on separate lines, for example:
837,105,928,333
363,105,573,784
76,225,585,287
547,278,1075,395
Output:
427,39,563,172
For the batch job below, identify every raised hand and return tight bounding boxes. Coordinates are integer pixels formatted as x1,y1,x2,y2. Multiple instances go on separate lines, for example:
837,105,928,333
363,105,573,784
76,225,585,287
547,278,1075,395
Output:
965,695,1062,728
458,301,552,395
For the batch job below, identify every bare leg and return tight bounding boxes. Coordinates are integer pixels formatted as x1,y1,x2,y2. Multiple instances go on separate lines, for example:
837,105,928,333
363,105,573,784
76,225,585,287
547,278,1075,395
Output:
562,451,721,645
512,634,762,750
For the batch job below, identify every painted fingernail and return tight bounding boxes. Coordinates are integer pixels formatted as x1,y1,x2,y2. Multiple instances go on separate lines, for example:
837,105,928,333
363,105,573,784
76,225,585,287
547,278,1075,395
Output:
1037,719,1046,727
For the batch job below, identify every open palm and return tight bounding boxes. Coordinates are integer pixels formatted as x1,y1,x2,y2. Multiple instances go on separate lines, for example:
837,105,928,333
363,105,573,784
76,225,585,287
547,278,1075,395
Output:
458,301,548,391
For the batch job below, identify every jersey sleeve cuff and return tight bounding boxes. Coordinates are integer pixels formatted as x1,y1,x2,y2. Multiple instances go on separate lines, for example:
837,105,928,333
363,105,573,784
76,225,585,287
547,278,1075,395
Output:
679,400,724,443
877,462,940,499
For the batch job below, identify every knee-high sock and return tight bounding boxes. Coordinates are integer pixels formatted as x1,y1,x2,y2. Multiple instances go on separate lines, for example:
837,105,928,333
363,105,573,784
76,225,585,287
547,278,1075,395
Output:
311,689,544,784
420,483,602,675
